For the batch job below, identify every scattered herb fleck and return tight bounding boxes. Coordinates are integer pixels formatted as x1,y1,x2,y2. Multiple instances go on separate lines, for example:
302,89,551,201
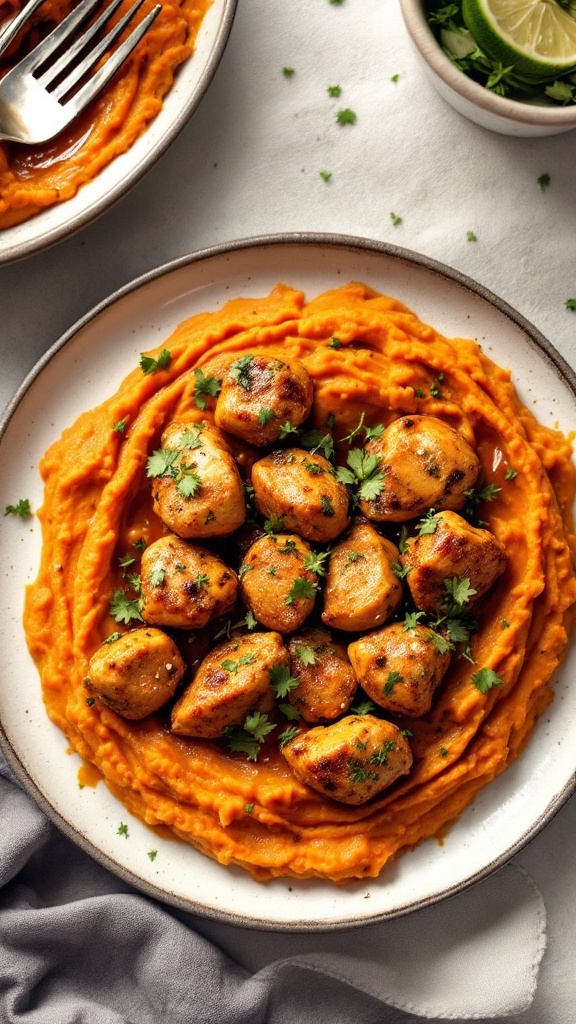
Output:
336,108,357,125
4,498,31,518
467,230,477,242
113,419,127,433
390,212,402,226
537,173,550,191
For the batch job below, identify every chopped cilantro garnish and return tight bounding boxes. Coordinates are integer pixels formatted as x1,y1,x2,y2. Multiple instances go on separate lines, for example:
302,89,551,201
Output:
505,467,519,480
327,84,342,97
467,230,478,242
336,108,357,125
320,170,333,182
113,418,127,433
471,667,504,694
147,569,166,587
226,712,275,761
229,354,254,390
109,589,143,625
285,577,318,605
565,298,576,312
390,211,402,226
282,66,295,77
263,513,285,535
4,498,31,518
148,850,158,860
139,349,171,375
295,645,317,667
258,407,275,426
117,822,129,838
350,697,376,715
279,726,300,749
417,508,439,535
193,368,221,409
384,671,403,695
304,549,330,576
537,173,550,191
371,740,396,766
103,631,123,645
269,664,300,698
320,494,335,516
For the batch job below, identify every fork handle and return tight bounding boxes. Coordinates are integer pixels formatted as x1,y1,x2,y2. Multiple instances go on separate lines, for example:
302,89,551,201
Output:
0,0,47,59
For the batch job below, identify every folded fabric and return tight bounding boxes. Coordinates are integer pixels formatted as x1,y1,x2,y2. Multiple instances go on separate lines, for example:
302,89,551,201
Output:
0,757,546,1023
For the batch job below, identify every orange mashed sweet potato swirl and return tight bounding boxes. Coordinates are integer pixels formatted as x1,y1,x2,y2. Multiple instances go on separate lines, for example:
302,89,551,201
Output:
24,282,576,882
0,0,211,227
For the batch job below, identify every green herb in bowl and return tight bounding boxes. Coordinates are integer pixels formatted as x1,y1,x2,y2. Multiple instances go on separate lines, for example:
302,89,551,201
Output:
426,0,576,102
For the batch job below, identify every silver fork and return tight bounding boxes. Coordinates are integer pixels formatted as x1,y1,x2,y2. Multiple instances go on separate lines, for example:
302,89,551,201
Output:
0,0,161,144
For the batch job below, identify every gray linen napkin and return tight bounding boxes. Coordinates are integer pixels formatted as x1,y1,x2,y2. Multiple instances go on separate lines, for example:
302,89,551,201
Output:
0,750,546,1023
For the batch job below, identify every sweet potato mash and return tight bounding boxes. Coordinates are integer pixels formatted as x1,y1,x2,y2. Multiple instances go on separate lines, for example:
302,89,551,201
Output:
24,282,576,882
0,0,211,228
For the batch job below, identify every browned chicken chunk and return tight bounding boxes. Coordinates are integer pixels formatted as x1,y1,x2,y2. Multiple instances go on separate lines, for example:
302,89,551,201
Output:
214,352,313,446
400,509,508,614
149,421,246,539
282,714,412,805
84,628,185,720
348,621,451,717
359,414,480,522
321,522,403,632
251,448,350,542
140,534,238,629
171,631,287,738
287,627,357,722
240,533,318,633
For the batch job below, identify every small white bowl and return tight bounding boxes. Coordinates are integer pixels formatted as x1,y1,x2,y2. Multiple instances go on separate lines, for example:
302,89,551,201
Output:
399,0,576,136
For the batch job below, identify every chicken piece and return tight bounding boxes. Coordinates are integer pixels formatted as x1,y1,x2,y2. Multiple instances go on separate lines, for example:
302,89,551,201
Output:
140,534,238,630
400,509,508,614
171,631,287,738
359,414,480,523
348,622,451,717
84,628,185,720
251,448,350,543
240,533,318,633
149,421,246,539
321,522,403,632
214,352,313,446
287,628,357,723
282,714,412,805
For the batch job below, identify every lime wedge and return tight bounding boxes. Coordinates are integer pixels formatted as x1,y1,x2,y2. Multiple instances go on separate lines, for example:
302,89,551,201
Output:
462,0,576,81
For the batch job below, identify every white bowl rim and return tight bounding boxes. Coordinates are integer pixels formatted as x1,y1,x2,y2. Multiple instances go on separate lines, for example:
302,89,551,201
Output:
399,0,576,127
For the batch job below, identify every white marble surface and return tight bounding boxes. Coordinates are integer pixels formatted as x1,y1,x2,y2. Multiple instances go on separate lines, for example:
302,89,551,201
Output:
1,0,576,1019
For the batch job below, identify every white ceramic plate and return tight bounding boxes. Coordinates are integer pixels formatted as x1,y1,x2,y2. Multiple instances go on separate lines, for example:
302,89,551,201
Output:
1,234,575,931
0,0,237,266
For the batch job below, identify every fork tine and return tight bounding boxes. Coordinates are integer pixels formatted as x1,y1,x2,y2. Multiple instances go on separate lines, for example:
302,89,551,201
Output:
38,0,126,91
65,2,160,116
0,0,46,59
16,0,104,73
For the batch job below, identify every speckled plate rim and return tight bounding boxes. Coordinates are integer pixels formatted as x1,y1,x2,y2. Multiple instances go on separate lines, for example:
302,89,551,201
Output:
0,0,238,267
399,0,576,129
1,232,575,932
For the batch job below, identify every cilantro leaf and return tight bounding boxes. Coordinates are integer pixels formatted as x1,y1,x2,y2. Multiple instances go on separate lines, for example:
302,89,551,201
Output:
109,589,143,624
176,470,202,499
140,349,171,375
4,498,31,518
278,726,299,749
229,354,254,390
294,645,317,666
269,664,300,698
192,367,221,409
146,449,180,479
285,577,318,605
471,668,504,694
